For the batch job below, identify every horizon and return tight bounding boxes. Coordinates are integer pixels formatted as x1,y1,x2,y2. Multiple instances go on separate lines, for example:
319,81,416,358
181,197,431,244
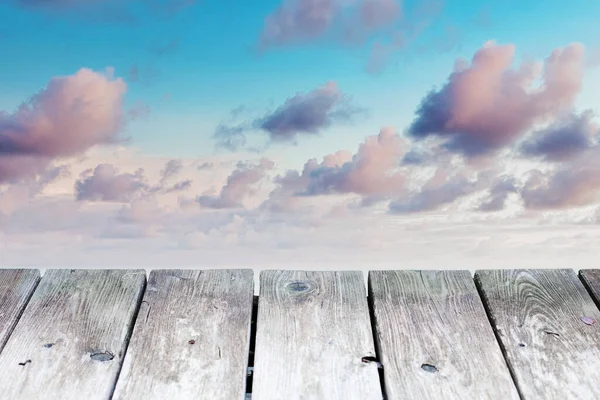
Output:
1,0,600,270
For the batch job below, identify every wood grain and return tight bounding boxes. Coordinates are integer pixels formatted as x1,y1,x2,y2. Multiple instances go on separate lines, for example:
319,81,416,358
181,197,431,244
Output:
0,269,40,353
475,269,600,399
580,269,600,308
0,269,146,400
112,269,254,400
369,270,519,400
252,270,382,400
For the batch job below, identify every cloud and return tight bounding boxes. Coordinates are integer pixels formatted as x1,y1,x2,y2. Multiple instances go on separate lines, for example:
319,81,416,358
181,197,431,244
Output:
197,158,275,209
214,82,363,150
258,0,407,49
259,82,359,141
258,0,339,48
264,127,407,210
4,140,600,270
74,158,193,202
519,110,599,162
258,0,453,73
407,41,586,157
75,164,148,202
0,68,126,183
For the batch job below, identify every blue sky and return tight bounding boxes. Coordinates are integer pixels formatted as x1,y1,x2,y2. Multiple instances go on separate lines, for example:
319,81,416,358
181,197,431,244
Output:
1,0,600,268
1,0,599,167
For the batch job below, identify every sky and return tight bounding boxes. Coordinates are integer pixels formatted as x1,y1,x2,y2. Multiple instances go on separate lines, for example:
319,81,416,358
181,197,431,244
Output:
1,0,600,272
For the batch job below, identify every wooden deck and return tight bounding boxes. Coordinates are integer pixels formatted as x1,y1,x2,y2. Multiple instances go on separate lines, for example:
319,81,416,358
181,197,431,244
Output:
0,269,600,399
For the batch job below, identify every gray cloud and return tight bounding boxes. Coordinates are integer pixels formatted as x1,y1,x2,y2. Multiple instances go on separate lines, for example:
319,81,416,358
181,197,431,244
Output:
215,82,364,150
519,110,599,162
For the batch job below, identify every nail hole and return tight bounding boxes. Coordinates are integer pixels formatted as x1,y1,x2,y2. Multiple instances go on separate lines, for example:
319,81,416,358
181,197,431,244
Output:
43,343,54,348
421,363,437,373
519,343,526,347
188,340,196,345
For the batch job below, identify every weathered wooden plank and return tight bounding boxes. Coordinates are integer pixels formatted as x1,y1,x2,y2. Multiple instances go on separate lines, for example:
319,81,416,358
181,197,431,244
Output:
252,270,382,400
369,270,519,400
0,269,146,400
0,269,40,353
475,269,600,399
113,269,254,400
580,269,600,308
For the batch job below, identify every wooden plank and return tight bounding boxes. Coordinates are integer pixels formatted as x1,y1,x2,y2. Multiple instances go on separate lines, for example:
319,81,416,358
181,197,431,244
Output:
369,270,520,400
580,269,600,308
252,270,382,400
475,269,600,399
0,269,146,400
0,269,40,353
112,269,254,400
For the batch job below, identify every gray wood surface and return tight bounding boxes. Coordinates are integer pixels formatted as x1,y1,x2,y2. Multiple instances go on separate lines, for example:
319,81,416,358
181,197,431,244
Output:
0,269,40,353
580,269,600,308
475,269,600,399
113,269,254,400
369,270,520,400
0,269,146,400
252,270,382,400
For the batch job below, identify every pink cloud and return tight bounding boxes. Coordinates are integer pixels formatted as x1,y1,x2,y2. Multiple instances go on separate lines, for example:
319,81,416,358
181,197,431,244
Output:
265,127,407,210
0,68,126,158
0,68,126,183
408,42,586,156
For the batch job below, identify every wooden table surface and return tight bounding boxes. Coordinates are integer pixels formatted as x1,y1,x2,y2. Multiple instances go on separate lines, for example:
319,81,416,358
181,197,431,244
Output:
1,268,600,400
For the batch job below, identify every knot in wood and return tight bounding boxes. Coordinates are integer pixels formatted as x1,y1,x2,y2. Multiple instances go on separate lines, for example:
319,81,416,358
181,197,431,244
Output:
285,280,314,294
